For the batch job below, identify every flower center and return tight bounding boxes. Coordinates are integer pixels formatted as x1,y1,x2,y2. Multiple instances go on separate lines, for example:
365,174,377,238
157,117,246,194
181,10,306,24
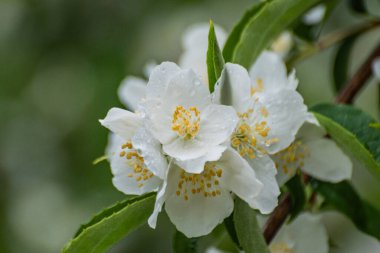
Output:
119,141,154,188
231,106,278,158
171,105,200,140
270,243,294,253
175,162,223,201
274,141,310,175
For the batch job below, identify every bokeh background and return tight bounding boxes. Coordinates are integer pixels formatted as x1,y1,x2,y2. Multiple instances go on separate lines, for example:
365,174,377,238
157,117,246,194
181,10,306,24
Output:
0,0,379,252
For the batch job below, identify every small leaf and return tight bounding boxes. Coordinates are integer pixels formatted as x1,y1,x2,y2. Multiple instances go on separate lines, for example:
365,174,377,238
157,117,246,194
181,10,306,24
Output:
222,1,267,62
173,230,199,253
62,193,156,253
312,180,380,240
232,0,321,67
286,175,306,221
223,213,241,249
234,198,270,253
333,36,358,93
311,104,380,180
207,20,225,93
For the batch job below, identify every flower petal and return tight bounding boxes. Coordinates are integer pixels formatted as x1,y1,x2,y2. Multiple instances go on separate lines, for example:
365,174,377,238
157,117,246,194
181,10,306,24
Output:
249,51,289,92
217,148,263,206
301,138,352,182
213,63,252,113
179,49,208,84
372,57,380,80
99,108,142,140
181,23,227,51
165,167,233,238
258,89,308,154
198,104,239,145
118,76,147,111
247,155,280,214
132,127,168,179
146,61,181,99
272,212,328,253
163,137,208,161
148,174,168,228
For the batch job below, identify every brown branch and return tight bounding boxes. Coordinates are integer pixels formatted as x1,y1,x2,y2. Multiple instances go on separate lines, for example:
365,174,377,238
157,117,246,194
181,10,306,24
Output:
263,34,380,246
336,41,380,103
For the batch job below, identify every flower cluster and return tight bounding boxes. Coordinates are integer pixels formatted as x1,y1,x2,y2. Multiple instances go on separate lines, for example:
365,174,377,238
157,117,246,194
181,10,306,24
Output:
100,24,352,238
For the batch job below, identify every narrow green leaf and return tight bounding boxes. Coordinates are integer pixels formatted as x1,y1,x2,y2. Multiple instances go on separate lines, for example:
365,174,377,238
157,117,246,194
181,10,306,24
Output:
173,230,198,253
311,104,380,180
207,20,225,93
62,193,156,253
222,1,268,62
223,213,241,249
286,175,306,221
312,180,380,240
333,36,358,93
234,198,270,253
233,0,321,67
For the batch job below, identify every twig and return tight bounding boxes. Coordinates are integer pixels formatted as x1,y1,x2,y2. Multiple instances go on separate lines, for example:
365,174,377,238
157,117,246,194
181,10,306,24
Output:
263,31,380,246
336,42,380,103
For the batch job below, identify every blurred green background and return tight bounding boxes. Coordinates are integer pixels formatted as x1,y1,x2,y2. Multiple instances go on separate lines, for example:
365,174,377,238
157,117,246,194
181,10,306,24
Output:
0,0,379,252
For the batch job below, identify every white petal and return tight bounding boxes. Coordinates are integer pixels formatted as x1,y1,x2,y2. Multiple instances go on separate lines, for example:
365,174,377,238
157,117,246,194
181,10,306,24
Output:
108,139,162,195
302,5,326,25
372,57,380,81
181,22,227,51
132,127,168,179
175,145,226,174
198,104,238,145
275,164,293,186
321,211,380,253
301,138,352,182
118,76,147,111
296,122,325,141
165,167,233,237
163,137,208,161
272,213,328,253
247,155,280,214
249,51,288,93
217,148,263,206
146,61,181,99
143,60,157,79
213,63,252,113
179,48,208,84
99,108,142,140
148,174,168,228
287,69,299,90
258,89,308,154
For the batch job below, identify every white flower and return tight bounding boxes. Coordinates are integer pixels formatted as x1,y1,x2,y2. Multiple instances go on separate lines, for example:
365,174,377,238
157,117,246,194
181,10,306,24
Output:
270,213,329,253
302,4,326,25
117,23,226,111
273,122,352,186
214,51,309,213
100,108,169,193
372,57,380,81
148,148,263,238
271,31,293,58
142,62,238,173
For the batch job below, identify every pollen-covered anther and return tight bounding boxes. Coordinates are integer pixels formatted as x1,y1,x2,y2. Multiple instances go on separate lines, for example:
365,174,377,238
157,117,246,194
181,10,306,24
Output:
275,141,310,176
171,105,201,139
250,78,264,96
176,163,223,201
120,141,154,188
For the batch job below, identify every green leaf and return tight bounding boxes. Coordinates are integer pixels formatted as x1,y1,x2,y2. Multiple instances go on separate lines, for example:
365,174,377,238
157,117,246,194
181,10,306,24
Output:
232,0,321,67
222,1,267,62
234,198,270,253
286,175,306,221
312,180,380,240
311,104,380,180
223,213,241,249
207,20,225,93
173,230,198,253
62,193,156,253
333,36,358,92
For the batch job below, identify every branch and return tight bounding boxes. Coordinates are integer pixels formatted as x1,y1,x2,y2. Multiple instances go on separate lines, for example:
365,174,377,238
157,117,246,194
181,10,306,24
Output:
263,35,380,246
336,41,380,103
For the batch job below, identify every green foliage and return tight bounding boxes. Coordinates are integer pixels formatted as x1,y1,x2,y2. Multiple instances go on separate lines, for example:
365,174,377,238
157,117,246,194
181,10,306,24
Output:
312,180,380,240
223,213,241,249
286,175,306,221
333,36,358,92
173,231,199,253
231,0,321,67
311,104,380,180
348,0,367,14
62,193,156,253
234,198,270,253
207,20,225,92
